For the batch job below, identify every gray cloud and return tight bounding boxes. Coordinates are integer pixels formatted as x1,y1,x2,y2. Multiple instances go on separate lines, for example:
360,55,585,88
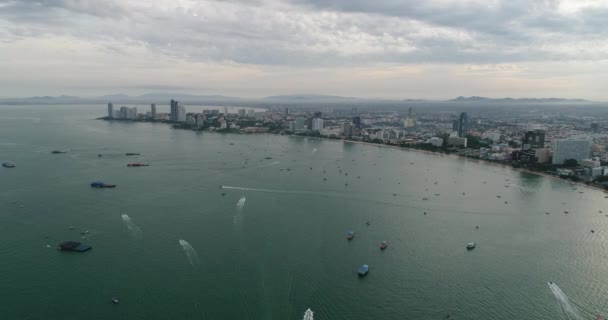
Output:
1,0,608,98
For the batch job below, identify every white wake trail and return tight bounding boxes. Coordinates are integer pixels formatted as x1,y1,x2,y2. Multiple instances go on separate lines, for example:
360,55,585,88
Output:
548,282,582,320
303,308,314,320
236,196,247,209
121,214,143,239
179,239,200,266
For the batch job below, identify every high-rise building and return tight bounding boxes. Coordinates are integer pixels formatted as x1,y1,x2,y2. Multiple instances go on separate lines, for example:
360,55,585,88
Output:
119,106,128,119
238,109,246,118
151,104,156,119
552,139,591,165
247,109,255,118
457,112,468,137
352,116,361,129
343,123,353,137
176,104,186,122
404,107,416,128
452,119,459,132
294,117,305,130
107,103,113,118
170,99,179,121
591,123,600,133
314,112,322,119
285,107,291,115
224,106,228,115
312,118,324,131
522,130,545,150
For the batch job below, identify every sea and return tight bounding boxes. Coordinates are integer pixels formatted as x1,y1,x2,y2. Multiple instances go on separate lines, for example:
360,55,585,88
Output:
1,104,607,320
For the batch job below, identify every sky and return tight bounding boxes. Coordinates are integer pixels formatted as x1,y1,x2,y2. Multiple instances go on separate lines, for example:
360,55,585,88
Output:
1,0,608,100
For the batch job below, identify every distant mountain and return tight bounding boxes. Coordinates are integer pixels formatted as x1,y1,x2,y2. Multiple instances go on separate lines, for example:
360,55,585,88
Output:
262,94,369,103
136,93,241,102
449,96,589,103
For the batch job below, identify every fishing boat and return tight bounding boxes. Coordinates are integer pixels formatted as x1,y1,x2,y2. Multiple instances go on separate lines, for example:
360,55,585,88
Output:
346,231,354,240
358,264,369,276
2,162,15,168
380,241,388,250
466,242,476,250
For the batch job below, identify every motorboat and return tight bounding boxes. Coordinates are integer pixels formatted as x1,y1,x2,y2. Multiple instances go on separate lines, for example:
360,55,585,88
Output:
127,163,149,167
347,231,354,240
90,181,116,188
111,297,119,304
380,241,388,250
466,242,476,250
358,264,369,276
2,162,15,168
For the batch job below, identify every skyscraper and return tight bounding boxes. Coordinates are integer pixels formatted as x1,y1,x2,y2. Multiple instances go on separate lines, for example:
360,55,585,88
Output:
457,112,468,137
312,118,324,131
151,104,156,119
107,103,113,118
352,116,361,129
238,109,246,118
294,117,305,130
176,104,186,122
552,139,591,165
170,99,179,121
522,130,545,150
343,123,353,137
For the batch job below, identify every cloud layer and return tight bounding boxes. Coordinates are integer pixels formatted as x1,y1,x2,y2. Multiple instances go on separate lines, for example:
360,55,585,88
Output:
1,0,607,99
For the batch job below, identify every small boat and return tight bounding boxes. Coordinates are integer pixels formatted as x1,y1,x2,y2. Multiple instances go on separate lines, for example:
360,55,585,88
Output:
125,153,140,156
90,181,116,188
466,242,476,250
358,264,369,276
127,163,149,167
347,231,354,240
380,241,388,250
111,297,119,304
51,150,67,154
2,162,15,168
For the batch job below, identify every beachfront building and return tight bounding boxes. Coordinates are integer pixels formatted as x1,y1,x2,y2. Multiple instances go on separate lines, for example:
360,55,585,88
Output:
552,139,591,165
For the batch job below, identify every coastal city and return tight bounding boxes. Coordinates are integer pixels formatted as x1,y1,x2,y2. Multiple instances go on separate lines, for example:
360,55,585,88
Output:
104,99,608,190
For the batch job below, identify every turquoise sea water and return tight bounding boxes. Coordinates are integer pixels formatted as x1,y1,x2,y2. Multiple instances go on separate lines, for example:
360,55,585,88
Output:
1,105,607,319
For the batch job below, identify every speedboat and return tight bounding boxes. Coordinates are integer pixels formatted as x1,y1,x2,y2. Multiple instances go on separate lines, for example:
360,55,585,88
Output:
347,231,354,240
2,162,15,168
380,241,388,250
111,297,119,304
466,242,476,250
90,181,116,188
127,163,149,167
358,264,369,276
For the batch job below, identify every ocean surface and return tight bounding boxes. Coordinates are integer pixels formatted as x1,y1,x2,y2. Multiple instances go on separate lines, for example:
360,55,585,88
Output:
1,105,607,320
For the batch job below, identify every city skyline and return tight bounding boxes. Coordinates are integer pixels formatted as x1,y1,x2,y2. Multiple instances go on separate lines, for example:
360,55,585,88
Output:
2,1,608,100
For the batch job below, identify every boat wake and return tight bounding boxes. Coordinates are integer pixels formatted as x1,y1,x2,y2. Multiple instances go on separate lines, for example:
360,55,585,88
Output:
312,148,317,154
121,214,143,239
548,282,582,320
303,308,314,320
236,196,246,209
179,239,200,266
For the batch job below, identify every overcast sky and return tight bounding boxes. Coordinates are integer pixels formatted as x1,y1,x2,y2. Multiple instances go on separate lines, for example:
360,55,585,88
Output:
1,0,608,99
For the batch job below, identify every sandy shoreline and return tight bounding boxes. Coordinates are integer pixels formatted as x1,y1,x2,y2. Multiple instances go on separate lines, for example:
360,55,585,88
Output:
300,136,607,194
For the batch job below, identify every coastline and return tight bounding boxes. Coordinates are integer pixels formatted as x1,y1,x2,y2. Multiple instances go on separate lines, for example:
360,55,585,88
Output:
100,118,607,194
332,138,608,194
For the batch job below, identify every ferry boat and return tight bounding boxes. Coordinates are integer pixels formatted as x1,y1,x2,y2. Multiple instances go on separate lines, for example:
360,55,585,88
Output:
358,264,369,276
